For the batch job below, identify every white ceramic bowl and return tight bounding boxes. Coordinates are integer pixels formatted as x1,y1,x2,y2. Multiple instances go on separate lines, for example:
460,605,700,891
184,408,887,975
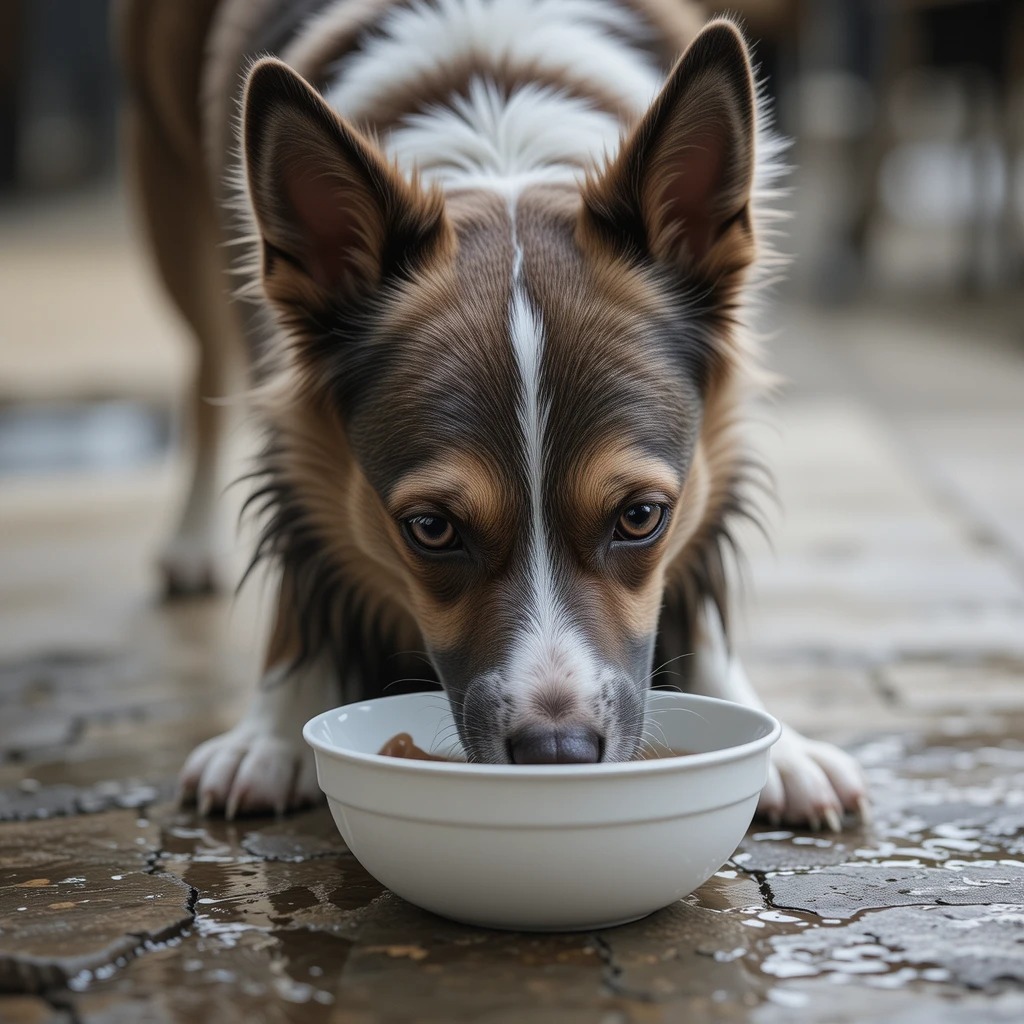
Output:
303,691,779,931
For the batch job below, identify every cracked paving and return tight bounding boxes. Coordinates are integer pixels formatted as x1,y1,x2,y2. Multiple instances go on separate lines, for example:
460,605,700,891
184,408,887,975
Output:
3,193,1024,1020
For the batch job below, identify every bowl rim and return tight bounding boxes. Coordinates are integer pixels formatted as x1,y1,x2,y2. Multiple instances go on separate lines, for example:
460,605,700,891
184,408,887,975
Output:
303,691,781,780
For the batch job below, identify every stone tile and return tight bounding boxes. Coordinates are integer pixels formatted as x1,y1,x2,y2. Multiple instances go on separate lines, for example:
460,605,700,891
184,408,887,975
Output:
154,806,345,864
765,863,1024,920
761,904,1024,990
157,813,258,864
0,810,160,877
0,464,262,665
904,413,1024,565
685,870,766,914
739,664,886,739
0,812,193,992
71,929,350,1024
752,985,1024,1023
592,901,763,1009
332,894,610,1022
0,711,78,760
737,603,1024,665
734,828,866,874
881,659,1024,714
240,809,348,862
0,996,72,1023
163,857,384,933
852,731,1024,855
66,813,374,1022
731,399,1024,667
747,551,1023,608
0,780,164,822
771,298,1024,419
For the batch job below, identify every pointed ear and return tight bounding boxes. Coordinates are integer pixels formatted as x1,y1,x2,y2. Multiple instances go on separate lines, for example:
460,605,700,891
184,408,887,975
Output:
583,20,758,277
242,58,449,311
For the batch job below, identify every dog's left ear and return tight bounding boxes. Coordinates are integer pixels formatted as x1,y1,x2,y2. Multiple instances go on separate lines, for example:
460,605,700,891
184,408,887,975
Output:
242,58,449,314
583,19,757,279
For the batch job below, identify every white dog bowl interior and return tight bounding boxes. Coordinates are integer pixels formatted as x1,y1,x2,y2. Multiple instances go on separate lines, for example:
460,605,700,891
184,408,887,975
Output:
304,691,779,931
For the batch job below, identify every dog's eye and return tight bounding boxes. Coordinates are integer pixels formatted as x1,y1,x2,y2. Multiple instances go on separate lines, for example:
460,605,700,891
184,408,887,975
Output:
615,503,666,542
406,515,460,552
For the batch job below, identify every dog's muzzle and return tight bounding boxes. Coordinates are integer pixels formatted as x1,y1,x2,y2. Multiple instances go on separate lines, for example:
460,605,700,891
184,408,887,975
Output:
452,667,646,765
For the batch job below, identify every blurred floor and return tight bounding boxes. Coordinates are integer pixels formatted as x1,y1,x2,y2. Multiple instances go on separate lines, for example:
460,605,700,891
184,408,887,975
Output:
1,188,1024,1020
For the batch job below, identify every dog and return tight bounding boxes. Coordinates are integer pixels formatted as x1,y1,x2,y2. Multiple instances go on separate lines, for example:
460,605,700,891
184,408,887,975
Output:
119,0,867,828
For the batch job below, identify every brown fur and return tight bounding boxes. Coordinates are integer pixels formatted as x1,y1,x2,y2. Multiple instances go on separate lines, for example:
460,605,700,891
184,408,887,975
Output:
121,0,773,758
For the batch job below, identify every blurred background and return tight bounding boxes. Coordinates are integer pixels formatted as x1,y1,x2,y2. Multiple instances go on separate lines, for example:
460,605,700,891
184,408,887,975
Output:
0,0,1021,672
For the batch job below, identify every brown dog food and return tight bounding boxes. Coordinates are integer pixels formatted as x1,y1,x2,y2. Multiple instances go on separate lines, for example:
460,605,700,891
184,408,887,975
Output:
377,732,452,761
377,733,689,761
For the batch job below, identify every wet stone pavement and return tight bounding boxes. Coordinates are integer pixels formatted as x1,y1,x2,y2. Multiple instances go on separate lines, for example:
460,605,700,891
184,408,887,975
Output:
2,281,1024,1020
3,709,1024,1022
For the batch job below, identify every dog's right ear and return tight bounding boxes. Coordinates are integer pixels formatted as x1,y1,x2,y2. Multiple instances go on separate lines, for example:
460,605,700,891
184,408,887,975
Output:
243,58,449,314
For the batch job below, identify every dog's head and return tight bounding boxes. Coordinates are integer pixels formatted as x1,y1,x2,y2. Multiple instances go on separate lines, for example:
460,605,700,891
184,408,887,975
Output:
242,21,769,763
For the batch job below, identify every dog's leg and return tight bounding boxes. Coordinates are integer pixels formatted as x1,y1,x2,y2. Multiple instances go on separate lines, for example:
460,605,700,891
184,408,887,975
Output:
179,575,333,817
122,81,241,597
689,600,868,831
157,327,230,598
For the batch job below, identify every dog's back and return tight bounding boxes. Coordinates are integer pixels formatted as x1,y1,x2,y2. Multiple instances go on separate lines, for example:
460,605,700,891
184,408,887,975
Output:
124,0,707,236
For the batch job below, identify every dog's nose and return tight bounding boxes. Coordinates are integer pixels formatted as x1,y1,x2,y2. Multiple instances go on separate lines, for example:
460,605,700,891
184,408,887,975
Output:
508,725,602,764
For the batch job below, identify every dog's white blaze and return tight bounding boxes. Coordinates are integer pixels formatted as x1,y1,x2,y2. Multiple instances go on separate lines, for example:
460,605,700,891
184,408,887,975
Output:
503,230,601,699
509,276,552,624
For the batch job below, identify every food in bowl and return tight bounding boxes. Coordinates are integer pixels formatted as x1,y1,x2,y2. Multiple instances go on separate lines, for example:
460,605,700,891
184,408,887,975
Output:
305,691,780,931
378,732,687,761
377,732,453,761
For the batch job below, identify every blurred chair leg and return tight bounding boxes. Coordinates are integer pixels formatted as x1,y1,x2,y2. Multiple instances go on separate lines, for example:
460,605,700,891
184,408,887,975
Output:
0,0,24,188
1003,3,1024,286
846,1,910,290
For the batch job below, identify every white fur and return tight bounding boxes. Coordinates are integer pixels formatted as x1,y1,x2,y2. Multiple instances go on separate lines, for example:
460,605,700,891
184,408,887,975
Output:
500,229,601,702
179,656,333,818
387,78,621,191
689,601,868,830
322,0,661,198
325,0,660,124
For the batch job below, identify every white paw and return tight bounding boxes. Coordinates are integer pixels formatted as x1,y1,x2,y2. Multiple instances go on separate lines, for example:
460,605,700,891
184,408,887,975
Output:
159,535,221,598
179,727,320,818
758,730,868,831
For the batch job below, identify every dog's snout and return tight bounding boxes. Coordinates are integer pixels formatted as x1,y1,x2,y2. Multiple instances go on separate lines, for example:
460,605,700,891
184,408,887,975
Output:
508,725,603,764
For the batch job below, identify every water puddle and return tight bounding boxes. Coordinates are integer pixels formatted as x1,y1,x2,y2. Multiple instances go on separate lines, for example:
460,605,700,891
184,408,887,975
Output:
673,727,1022,1006
11,725,1024,1012
0,400,170,475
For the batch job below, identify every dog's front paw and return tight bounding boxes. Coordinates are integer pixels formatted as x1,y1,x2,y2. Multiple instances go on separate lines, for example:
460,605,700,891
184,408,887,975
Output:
758,730,867,832
179,727,320,818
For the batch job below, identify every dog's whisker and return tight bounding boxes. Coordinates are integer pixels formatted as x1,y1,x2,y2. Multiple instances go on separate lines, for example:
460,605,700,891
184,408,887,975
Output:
380,679,441,695
385,649,436,669
640,653,694,688
642,721,671,748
